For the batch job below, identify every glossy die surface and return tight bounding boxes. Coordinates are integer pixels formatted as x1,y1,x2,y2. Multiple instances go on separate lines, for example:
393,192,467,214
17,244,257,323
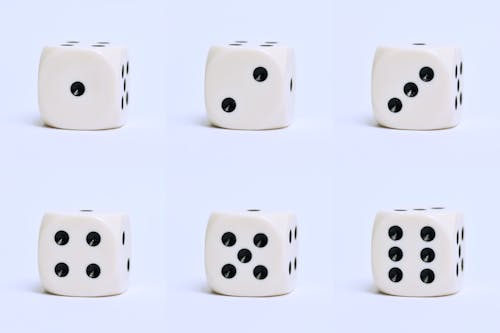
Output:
205,210,298,296
372,45,463,130
372,208,464,297
205,41,295,130
38,211,131,297
38,41,129,130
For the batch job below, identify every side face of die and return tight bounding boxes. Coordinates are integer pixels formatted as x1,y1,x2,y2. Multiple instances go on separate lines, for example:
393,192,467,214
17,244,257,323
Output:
38,41,130,130
372,45,463,130
38,211,131,297
371,208,464,297
205,41,295,130
205,211,298,296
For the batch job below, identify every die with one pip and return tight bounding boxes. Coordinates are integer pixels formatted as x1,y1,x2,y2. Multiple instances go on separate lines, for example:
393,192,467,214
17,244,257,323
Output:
38,41,130,130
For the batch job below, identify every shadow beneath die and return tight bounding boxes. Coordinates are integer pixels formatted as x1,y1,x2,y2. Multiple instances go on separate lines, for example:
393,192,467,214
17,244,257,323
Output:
359,112,461,132
167,280,218,297
346,279,385,296
28,116,64,131
358,113,390,129
192,281,216,295
362,116,382,128
29,116,50,129
190,281,256,298
194,117,242,131
196,116,215,129
195,117,292,132
22,281,49,295
28,116,126,132
363,283,384,295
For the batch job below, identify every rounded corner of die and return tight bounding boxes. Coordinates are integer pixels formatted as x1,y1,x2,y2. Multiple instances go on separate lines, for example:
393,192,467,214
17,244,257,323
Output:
40,211,60,225
119,212,131,223
38,283,56,296
207,285,229,297
39,46,57,60
373,45,394,61
40,211,52,220
374,285,397,297
105,119,127,131
39,117,66,130
206,211,219,224
206,44,219,55
37,274,61,296
205,116,229,130
286,212,298,222
37,114,56,129
371,113,391,130
108,284,130,297
204,272,222,294
373,45,385,57
443,119,461,130
274,117,294,130
373,210,388,223
206,45,225,62
206,211,225,233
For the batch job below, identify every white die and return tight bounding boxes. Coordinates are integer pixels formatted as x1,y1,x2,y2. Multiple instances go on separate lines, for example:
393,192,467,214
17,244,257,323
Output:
205,210,298,296
205,41,295,130
38,211,131,297
38,41,130,130
371,208,464,297
372,44,463,130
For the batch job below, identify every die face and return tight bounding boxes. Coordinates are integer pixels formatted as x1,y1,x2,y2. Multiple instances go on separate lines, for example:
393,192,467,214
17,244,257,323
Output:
444,211,465,283
205,211,298,296
38,42,129,130
205,42,295,130
38,211,131,297
372,208,463,297
372,45,463,130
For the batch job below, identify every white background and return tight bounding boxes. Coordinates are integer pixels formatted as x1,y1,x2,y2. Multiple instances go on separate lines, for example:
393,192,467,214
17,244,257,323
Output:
0,0,499,332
